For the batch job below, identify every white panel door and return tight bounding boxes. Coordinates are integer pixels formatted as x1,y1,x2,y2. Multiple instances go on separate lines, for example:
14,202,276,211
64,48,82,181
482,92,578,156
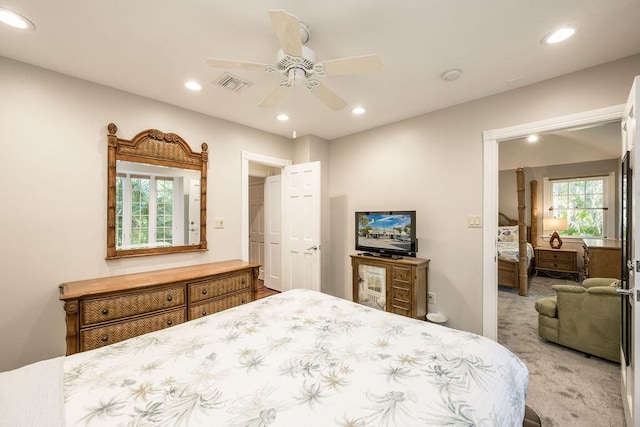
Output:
264,175,282,291
282,162,321,292
622,76,640,427
188,179,200,245
249,181,265,280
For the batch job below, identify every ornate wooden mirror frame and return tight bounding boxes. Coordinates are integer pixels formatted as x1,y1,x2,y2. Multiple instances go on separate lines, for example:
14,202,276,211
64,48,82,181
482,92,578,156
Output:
106,122,208,259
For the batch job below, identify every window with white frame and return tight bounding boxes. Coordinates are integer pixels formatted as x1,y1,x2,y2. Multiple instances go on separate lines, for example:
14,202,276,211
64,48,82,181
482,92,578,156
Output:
543,173,615,238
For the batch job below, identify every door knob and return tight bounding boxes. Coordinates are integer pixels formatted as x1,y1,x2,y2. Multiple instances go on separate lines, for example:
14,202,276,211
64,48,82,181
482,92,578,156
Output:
307,245,319,251
616,288,634,296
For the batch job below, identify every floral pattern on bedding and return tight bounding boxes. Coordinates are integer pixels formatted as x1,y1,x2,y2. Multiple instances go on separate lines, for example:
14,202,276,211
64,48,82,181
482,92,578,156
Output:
63,289,528,426
498,242,534,264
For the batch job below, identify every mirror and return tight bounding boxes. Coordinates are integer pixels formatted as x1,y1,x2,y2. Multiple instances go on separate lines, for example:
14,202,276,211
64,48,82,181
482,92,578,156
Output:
106,123,208,259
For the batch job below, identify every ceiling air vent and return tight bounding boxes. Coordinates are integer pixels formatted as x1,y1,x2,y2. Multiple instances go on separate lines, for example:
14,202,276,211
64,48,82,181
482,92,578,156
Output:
215,72,252,92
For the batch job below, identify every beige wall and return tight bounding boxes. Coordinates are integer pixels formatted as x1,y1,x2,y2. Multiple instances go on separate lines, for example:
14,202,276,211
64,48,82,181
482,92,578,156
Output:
0,57,293,371
3,53,640,371
329,54,640,334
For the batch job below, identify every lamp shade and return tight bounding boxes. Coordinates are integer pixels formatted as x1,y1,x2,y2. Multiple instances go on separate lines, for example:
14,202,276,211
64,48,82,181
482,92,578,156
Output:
543,217,568,231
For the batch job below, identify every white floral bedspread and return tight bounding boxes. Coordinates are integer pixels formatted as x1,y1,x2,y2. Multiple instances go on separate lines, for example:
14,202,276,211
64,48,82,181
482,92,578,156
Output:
498,242,534,265
63,289,528,426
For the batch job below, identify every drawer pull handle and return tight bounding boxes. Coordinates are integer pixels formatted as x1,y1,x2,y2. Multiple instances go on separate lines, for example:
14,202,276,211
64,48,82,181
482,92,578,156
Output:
166,295,173,302
242,298,246,303
101,336,108,342
241,278,246,285
202,311,207,317
167,320,173,326
202,289,207,295
101,309,108,315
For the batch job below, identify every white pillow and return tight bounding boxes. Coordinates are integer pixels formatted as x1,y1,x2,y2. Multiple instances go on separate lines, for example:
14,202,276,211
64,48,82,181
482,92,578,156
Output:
497,226,519,242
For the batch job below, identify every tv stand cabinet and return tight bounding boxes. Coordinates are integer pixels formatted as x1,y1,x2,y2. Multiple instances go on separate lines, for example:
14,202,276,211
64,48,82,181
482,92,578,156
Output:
351,254,429,319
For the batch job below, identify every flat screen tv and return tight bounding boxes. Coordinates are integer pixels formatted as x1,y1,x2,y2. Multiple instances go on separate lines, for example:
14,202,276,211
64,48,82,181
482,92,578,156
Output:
355,211,417,258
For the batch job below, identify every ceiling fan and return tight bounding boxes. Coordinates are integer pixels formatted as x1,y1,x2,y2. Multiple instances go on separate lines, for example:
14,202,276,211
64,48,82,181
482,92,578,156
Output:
205,9,383,111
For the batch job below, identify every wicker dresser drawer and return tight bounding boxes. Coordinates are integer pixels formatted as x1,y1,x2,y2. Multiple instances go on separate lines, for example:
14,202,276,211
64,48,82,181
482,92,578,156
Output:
80,284,185,327
537,250,574,263
537,259,574,271
189,290,252,319
80,308,186,351
188,272,252,304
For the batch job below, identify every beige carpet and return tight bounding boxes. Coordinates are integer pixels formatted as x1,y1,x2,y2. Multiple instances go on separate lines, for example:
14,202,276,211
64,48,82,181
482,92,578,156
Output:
498,276,625,427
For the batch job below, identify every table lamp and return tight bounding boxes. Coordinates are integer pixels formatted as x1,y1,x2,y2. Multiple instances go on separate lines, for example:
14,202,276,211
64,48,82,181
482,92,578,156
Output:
543,217,568,249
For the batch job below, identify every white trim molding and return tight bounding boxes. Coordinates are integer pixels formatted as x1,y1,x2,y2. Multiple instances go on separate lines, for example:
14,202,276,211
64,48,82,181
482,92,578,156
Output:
241,151,291,262
482,104,625,341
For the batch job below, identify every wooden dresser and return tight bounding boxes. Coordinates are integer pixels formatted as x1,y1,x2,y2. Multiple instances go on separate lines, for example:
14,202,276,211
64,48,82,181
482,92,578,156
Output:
583,239,621,279
351,254,429,320
59,260,260,355
534,247,579,281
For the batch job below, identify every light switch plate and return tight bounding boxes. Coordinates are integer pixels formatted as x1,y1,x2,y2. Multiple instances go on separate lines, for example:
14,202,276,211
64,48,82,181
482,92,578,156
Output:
467,215,482,228
214,217,224,229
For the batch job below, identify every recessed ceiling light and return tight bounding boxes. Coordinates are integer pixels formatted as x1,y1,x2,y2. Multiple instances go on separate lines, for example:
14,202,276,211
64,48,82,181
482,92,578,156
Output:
184,80,202,91
0,8,35,30
352,106,366,115
542,27,575,45
527,134,539,143
276,113,289,121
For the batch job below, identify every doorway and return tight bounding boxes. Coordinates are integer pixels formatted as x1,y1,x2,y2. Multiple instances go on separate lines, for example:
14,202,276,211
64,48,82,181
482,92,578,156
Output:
242,151,291,293
482,104,625,340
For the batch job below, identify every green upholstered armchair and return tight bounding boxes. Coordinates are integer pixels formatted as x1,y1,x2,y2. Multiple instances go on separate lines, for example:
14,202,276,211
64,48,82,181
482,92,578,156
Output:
534,278,621,363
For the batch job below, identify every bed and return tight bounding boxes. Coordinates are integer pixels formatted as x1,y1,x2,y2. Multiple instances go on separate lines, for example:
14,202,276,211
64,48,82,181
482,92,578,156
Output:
1,289,528,426
498,167,538,296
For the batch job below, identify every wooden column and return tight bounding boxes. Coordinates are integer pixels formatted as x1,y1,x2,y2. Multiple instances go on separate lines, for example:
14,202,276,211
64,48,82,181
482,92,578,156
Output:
530,180,538,248
516,168,527,296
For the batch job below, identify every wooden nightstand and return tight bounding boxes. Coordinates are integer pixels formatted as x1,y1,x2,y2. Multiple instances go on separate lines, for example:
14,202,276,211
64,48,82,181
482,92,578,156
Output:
534,247,579,281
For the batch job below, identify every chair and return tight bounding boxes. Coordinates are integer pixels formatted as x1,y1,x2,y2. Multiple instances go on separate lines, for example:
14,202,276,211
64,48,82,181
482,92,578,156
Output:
534,277,621,362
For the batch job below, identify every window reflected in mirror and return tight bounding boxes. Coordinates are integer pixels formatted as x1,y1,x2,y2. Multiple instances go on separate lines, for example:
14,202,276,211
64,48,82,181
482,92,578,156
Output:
115,161,201,250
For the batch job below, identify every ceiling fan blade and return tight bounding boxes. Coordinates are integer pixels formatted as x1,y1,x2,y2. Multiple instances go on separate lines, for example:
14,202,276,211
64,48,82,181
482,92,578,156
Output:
320,54,383,76
205,58,268,72
307,80,347,111
258,83,290,108
268,9,302,57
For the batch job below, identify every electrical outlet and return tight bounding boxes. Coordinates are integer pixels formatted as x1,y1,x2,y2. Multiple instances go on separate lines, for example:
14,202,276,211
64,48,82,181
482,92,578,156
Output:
214,217,224,229
428,292,436,305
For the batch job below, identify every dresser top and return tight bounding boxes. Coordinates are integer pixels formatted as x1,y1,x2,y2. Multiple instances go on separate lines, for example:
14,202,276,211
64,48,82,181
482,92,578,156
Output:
583,239,621,249
60,260,260,300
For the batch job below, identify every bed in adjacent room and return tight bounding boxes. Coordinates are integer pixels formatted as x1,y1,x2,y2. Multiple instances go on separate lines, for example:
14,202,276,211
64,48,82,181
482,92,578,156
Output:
498,167,538,296
1,289,528,426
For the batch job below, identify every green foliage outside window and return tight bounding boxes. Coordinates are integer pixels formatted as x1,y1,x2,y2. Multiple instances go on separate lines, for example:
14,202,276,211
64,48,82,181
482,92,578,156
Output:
552,178,604,237
156,179,173,244
131,177,150,245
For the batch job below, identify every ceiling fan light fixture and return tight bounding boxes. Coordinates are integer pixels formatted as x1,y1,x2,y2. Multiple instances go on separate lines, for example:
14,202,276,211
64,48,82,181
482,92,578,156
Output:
352,106,366,115
276,113,289,121
542,27,575,44
0,8,35,30
184,80,202,91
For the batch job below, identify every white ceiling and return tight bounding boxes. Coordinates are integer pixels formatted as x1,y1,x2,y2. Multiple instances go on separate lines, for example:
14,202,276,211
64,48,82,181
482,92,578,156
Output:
1,1,640,140
499,121,622,170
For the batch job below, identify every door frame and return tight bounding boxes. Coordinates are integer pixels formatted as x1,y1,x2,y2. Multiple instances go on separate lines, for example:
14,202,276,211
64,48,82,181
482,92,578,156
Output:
481,104,625,340
241,151,292,262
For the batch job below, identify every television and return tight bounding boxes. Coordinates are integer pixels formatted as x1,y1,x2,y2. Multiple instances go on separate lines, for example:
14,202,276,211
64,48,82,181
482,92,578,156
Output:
355,211,417,258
